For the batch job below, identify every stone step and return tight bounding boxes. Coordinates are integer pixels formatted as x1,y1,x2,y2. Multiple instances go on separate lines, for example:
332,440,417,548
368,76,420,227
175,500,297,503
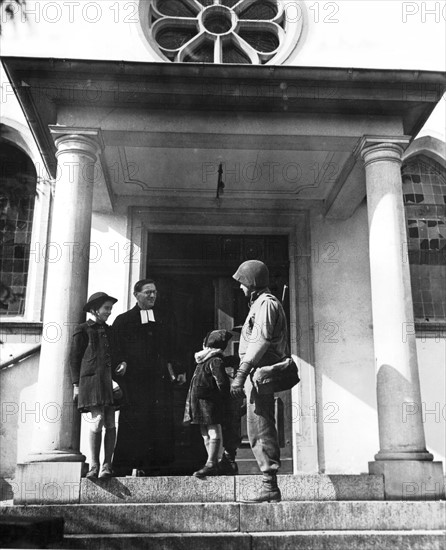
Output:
63,531,446,550
0,501,444,534
0,516,64,549
80,474,385,503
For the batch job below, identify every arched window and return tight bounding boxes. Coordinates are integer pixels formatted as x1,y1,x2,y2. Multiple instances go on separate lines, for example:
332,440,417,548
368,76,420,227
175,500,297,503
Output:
402,155,446,324
0,141,37,316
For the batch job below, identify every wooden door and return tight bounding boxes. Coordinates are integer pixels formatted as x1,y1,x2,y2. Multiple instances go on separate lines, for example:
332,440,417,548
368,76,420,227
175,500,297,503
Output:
148,232,293,475
155,275,214,474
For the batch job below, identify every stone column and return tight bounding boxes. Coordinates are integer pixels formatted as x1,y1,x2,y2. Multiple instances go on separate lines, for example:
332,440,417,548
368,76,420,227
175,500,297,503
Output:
360,137,444,500
15,128,103,503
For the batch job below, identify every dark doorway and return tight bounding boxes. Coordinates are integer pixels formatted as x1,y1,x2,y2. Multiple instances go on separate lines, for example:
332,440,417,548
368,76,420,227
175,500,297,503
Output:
148,233,293,474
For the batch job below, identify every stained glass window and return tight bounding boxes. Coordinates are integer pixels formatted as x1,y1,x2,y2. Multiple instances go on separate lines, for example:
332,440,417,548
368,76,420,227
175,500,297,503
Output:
0,142,37,316
402,156,446,323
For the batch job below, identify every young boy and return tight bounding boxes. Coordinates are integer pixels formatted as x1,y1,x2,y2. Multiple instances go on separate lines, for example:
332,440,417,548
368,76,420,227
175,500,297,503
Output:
183,329,232,477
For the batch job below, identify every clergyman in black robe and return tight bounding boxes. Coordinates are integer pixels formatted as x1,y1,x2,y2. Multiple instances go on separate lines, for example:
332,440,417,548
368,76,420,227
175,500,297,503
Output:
112,278,175,476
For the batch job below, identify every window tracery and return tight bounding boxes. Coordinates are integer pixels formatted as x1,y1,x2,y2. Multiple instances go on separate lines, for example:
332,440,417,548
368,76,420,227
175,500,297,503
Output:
142,0,303,64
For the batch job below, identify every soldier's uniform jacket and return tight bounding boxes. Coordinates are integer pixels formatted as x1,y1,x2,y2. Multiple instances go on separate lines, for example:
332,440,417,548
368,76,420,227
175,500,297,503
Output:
239,290,288,371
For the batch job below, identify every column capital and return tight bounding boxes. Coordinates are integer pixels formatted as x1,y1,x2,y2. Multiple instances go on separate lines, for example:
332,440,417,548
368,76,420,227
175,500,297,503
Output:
357,135,411,167
49,126,104,160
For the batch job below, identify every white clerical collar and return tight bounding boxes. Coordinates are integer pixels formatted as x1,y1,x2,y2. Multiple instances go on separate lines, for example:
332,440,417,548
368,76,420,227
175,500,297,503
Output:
140,309,155,324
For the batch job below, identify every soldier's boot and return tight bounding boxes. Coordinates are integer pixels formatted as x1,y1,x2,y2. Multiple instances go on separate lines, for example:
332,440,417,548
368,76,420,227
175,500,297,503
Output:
244,472,281,503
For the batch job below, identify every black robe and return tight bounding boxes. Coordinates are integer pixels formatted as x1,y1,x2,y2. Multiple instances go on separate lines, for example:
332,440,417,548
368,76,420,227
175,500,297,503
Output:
112,304,174,474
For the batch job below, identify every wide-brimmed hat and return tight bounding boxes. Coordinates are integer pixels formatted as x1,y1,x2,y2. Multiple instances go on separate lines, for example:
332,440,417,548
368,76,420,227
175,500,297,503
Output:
83,292,118,312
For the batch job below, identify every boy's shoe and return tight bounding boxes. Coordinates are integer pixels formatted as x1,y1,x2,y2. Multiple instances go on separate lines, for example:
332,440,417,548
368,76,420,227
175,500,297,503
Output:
86,465,99,479
218,453,239,475
99,463,113,480
193,464,219,478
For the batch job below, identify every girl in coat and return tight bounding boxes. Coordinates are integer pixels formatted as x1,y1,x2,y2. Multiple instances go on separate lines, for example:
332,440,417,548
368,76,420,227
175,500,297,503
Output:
70,292,127,479
184,329,232,477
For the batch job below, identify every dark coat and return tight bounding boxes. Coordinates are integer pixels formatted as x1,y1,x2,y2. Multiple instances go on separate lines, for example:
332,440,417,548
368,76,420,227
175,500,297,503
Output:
184,350,230,426
112,304,171,396
112,304,174,471
70,320,121,412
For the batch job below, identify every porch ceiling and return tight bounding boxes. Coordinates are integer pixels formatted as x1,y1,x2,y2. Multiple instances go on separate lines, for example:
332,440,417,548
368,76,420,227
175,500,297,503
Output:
101,135,353,200
3,58,445,218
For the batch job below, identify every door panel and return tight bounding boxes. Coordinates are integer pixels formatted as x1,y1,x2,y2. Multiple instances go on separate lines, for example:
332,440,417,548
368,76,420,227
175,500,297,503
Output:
156,276,214,474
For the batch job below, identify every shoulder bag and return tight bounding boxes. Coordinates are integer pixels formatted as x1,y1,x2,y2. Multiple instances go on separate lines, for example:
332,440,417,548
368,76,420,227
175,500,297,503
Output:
252,354,300,394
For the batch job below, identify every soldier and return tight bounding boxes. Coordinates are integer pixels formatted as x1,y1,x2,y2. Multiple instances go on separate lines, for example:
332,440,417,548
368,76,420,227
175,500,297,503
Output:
230,260,288,502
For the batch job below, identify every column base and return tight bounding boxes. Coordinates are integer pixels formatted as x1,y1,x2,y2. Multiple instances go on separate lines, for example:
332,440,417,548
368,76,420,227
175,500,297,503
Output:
374,450,434,461
26,450,86,463
369,460,445,500
13,462,85,504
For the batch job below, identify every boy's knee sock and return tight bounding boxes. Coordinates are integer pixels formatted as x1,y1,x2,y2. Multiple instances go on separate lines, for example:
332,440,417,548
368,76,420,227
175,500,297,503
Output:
202,435,210,453
103,427,116,465
206,438,221,467
89,431,102,468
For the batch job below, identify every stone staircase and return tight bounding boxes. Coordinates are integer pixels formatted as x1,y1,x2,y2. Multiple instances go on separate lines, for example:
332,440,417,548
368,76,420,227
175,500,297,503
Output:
1,475,444,549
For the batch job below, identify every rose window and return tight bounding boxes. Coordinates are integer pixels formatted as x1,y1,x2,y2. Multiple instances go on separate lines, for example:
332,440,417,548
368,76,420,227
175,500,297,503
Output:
140,0,303,64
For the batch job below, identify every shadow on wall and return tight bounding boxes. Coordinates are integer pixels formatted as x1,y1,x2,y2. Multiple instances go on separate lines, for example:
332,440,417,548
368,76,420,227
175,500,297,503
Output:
0,352,39,478
376,363,432,456
417,339,446,465
0,478,14,501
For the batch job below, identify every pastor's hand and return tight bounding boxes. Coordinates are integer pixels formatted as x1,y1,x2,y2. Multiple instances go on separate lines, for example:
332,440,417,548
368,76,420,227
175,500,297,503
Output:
174,373,187,386
115,362,127,376
73,385,79,403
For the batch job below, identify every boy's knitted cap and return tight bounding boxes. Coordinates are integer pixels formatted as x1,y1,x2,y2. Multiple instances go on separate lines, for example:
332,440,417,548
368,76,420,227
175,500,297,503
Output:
204,329,233,350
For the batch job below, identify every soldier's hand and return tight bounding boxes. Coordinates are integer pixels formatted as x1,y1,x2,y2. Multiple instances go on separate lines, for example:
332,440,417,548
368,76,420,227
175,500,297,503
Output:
230,362,251,399
230,379,246,399
73,385,79,403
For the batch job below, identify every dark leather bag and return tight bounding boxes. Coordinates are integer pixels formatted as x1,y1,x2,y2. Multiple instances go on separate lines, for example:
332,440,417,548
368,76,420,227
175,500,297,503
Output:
252,355,300,394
